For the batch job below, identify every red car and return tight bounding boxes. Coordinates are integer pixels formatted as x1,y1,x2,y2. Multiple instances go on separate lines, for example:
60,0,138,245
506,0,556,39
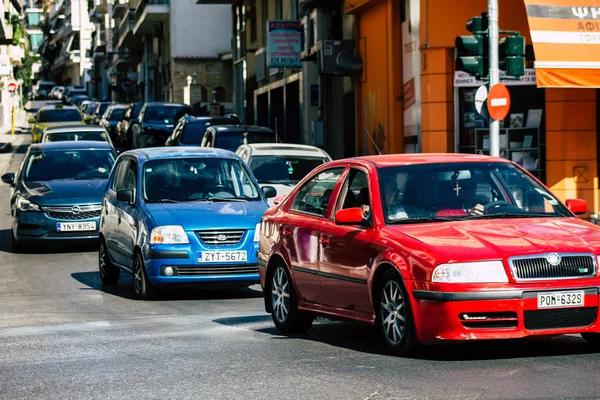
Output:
257,154,600,356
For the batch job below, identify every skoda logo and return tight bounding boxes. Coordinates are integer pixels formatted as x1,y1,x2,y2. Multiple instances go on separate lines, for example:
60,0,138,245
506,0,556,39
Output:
547,253,562,266
71,205,81,214
216,234,227,242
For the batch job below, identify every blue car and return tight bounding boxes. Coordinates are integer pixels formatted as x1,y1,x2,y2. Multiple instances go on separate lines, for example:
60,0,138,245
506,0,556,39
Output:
1,141,117,252
98,147,277,299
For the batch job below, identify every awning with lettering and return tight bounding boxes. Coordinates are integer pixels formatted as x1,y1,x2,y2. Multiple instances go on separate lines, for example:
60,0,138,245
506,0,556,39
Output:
524,0,600,87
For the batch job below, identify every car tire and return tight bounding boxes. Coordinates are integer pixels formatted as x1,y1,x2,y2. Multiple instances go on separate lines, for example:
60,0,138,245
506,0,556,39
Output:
581,333,600,348
99,240,120,285
268,260,313,334
376,268,418,357
132,252,156,300
11,232,26,253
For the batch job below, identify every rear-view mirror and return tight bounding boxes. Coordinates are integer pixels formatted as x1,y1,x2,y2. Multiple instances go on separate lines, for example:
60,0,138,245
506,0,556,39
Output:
1,172,15,185
116,189,134,204
262,186,277,199
566,199,587,215
335,207,364,226
273,194,286,205
28,117,35,124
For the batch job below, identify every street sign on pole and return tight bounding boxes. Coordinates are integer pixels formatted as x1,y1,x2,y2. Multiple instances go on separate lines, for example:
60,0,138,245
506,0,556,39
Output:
7,81,17,93
487,83,511,121
474,85,488,114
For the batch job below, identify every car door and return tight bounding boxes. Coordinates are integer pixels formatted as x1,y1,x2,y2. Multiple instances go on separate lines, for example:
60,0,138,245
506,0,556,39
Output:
284,167,344,305
103,158,129,266
113,158,139,269
318,166,375,313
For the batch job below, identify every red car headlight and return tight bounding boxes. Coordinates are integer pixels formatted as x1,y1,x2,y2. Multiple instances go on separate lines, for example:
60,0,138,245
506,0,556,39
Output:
432,261,509,283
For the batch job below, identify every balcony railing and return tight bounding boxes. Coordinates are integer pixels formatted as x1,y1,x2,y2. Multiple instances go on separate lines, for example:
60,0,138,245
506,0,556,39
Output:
134,0,170,23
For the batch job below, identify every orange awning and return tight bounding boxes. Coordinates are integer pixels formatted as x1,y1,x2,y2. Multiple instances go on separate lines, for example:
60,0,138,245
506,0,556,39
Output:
524,0,600,87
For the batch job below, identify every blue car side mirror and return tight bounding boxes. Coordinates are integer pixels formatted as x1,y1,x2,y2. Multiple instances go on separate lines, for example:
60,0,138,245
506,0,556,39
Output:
1,172,15,185
261,186,277,199
117,189,134,204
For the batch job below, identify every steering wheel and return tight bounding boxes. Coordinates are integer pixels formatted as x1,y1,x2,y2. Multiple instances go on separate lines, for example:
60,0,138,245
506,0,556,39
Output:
482,200,512,213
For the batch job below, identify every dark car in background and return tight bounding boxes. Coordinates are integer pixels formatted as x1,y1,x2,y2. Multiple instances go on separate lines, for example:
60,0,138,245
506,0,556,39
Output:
93,102,112,125
35,81,55,100
131,103,193,148
100,105,127,144
165,115,239,147
199,125,277,153
1,141,117,252
64,88,87,105
116,102,143,149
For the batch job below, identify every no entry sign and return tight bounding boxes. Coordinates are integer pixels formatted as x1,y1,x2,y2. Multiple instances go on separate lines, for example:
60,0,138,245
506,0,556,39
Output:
7,81,17,93
487,83,511,121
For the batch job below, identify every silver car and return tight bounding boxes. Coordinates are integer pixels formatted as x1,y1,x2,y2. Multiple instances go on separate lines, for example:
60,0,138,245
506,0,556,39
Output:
41,125,115,149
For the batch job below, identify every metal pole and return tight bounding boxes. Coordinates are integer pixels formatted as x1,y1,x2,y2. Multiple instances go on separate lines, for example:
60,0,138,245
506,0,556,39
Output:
488,0,500,157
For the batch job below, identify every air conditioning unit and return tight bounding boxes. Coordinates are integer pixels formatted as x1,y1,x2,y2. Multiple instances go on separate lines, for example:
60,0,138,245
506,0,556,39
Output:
317,40,363,76
310,9,331,53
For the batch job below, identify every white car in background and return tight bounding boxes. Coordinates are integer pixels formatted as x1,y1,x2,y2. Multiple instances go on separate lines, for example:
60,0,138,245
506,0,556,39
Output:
41,125,115,149
235,143,332,206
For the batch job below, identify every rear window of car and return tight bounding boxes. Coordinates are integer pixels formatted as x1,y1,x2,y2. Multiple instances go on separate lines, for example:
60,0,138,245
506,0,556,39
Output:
44,131,109,143
181,119,235,145
109,108,126,121
37,109,83,123
214,131,276,152
143,105,193,124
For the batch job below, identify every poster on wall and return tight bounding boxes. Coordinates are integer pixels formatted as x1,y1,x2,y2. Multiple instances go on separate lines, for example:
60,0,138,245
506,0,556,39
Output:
402,0,421,153
267,20,302,68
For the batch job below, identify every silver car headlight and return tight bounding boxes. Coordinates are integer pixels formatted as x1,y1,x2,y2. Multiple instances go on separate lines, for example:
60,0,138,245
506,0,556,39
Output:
16,196,41,212
431,261,508,283
253,223,261,242
150,226,189,244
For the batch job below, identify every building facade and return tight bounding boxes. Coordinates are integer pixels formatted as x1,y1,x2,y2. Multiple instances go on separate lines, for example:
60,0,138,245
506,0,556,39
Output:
0,0,25,131
89,0,233,106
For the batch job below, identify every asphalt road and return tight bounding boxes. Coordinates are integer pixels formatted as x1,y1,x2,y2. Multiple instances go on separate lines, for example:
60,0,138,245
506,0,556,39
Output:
2,109,600,399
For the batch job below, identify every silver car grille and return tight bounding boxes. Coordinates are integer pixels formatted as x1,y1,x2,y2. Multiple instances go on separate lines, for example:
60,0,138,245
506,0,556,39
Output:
43,204,103,220
509,253,596,280
196,230,245,246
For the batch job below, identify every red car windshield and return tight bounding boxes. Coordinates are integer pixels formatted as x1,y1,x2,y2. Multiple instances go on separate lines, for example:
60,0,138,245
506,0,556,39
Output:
377,162,571,223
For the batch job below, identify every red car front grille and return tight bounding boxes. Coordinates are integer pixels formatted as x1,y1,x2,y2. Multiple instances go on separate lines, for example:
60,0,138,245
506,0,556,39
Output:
524,307,597,330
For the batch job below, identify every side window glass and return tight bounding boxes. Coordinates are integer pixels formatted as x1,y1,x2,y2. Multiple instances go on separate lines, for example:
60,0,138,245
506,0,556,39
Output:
337,169,371,214
290,168,344,217
124,162,137,193
111,159,130,192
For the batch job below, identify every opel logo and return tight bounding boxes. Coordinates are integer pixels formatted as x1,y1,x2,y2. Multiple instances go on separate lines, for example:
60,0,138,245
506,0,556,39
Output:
547,253,562,266
216,234,227,241
71,205,81,214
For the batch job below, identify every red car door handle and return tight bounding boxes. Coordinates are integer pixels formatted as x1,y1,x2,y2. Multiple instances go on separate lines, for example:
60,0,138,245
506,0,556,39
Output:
282,228,292,236
320,236,330,245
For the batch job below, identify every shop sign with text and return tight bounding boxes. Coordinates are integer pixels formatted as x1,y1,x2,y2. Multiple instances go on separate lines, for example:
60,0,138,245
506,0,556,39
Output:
267,20,302,68
454,68,537,87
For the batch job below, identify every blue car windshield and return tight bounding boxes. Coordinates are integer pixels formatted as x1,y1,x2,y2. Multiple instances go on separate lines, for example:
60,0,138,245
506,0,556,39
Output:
24,149,115,181
143,157,261,203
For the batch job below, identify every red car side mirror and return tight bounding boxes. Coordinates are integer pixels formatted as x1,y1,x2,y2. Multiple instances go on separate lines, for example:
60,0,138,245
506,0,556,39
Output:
335,208,364,226
566,199,587,215
273,195,286,205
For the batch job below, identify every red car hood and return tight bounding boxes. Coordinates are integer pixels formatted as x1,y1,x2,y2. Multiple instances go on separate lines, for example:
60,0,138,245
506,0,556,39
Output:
388,217,600,263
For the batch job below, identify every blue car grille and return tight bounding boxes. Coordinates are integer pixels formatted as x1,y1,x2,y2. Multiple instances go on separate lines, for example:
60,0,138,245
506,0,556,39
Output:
196,230,245,246
43,205,102,220
176,265,258,276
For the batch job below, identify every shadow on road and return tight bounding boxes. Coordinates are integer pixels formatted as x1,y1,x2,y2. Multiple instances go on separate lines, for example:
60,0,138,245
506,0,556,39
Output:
214,314,600,360
71,270,263,301
0,229,98,254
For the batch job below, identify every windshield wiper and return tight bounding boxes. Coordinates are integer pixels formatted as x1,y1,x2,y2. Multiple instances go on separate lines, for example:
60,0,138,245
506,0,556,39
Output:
147,199,181,203
203,197,248,202
465,212,556,220
388,216,460,225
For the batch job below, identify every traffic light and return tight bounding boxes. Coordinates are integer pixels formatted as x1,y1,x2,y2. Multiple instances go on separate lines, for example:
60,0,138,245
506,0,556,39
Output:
455,13,489,79
499,34,525,77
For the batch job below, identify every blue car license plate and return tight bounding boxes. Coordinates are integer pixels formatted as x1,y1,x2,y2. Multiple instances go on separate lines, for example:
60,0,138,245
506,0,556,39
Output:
197,251,247,263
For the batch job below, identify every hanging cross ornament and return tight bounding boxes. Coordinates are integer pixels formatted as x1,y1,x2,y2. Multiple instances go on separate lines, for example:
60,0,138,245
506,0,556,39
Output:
452,172,461,196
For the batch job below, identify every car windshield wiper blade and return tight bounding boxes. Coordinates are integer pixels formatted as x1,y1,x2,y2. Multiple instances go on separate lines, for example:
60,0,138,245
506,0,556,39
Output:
204,197,248,202
465,212,556,219
147,199,181,203
388,216,460,224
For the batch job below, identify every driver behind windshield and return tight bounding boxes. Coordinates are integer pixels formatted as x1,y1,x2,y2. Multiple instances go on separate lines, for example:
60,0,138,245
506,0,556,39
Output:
434,172,485,217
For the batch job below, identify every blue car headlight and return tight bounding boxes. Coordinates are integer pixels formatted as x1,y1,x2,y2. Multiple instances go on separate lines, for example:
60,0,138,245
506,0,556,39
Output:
150,225,189,244
16,196,41,212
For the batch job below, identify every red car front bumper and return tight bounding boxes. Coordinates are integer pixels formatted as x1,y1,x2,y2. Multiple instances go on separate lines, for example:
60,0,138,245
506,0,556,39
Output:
408,281,600,343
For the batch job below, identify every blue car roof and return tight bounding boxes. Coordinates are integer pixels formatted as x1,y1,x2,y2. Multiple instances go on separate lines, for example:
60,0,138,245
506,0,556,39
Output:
30,141,114,151
127,147,237,161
